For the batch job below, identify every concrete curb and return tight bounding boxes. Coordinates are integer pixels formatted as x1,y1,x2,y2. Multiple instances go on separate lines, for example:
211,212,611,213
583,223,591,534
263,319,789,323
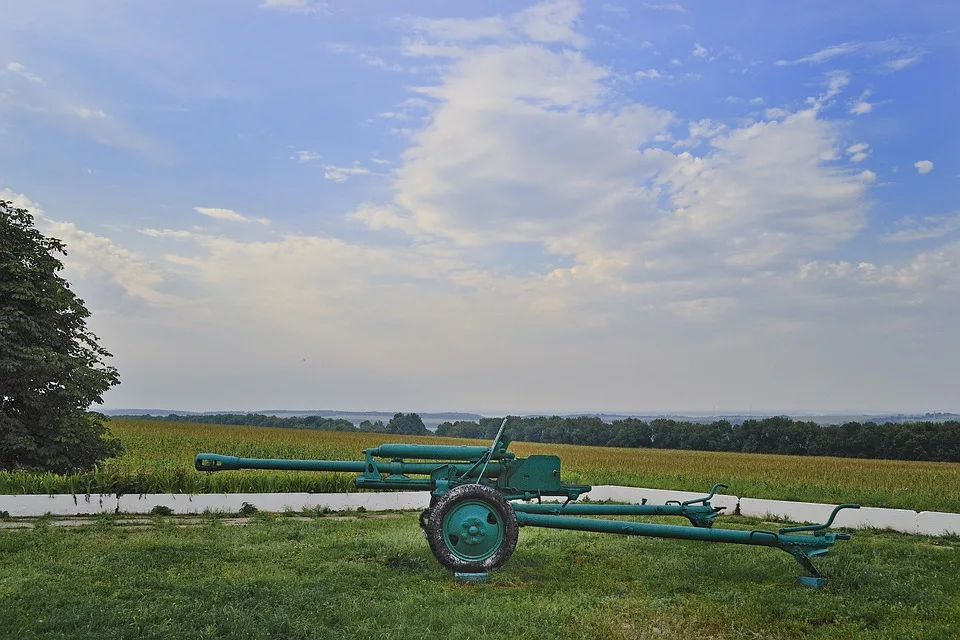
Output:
1,489,958,536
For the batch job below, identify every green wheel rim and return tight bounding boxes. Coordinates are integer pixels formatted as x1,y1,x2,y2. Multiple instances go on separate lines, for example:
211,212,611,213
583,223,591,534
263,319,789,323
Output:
441,499,505,562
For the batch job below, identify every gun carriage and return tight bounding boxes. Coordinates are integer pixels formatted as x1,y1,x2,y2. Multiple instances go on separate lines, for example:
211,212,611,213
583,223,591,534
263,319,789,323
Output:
195,419,857,587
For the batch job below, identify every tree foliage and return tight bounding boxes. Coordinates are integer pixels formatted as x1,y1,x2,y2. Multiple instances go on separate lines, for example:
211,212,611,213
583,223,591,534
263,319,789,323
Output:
436,415,960,463
385,412,429,436
0,200,121,473
132,409,960,463
134,412,358,432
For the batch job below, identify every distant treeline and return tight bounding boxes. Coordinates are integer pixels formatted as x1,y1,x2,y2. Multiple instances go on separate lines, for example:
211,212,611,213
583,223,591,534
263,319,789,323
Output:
117,412,430,435
436,416,960,463
117,413,960,463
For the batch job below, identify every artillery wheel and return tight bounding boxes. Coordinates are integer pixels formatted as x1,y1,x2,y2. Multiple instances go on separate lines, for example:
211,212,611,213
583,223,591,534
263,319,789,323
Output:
418,494,441,535
426,484,518,573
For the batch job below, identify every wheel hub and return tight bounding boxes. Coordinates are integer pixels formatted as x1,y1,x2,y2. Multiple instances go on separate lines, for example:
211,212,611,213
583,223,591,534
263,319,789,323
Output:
442,500,503,561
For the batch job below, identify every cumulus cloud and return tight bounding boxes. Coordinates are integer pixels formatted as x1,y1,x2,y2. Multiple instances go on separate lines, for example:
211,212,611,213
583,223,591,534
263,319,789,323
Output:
194,207,270,225
8,0,957,412
1,188,175,307
383,5,874,297
914,160,934,174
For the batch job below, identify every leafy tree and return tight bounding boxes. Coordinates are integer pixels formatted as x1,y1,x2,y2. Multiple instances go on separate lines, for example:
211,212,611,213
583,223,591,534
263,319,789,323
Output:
386,412,428,436
1,199,121,473
358,419,386,433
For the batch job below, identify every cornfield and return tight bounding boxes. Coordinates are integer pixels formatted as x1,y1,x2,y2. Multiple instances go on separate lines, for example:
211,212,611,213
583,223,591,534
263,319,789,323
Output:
1,418,958,512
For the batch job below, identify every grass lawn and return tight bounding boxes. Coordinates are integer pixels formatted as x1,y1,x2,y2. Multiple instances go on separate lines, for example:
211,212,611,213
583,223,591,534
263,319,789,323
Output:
1,512,958,639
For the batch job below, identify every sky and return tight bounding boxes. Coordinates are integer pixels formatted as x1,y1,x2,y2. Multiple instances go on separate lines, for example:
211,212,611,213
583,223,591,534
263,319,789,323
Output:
1,0,958,415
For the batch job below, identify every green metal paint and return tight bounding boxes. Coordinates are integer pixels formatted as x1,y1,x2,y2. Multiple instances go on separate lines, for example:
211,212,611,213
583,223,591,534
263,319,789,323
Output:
441,499,505,562
194,431,859,587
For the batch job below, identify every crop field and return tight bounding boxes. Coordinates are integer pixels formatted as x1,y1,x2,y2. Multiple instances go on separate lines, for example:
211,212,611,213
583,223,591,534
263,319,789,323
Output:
2,418,960,513
1,512,958,639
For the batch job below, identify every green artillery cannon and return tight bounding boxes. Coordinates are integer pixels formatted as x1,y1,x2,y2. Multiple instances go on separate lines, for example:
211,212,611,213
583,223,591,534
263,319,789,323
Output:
195,420,858,588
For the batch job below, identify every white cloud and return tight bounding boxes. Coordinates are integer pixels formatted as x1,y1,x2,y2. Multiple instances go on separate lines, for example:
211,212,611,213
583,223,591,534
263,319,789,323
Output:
808,70,850,110
512,0,586,47
383,7,873,294
5,61,42,82
1,188,175,307
776,39,925,73
405,16,510,42
260,0,326,14
674,118,726,147
914,160,934,175
8,1,958,413
776,42,863,66
635,69,664,79
347,203,421,236
849,89,874,115
884,53,923,72
692,42,708,58
0,57,164,159
404,0,585,48
194,207,271,225
73,106,108,119
846,142,870,163
644,2,687,12
728,96,766,106
359,54,405,72
291,150,322,163
45,220,178,306
323,164,370,183
883,213,960,243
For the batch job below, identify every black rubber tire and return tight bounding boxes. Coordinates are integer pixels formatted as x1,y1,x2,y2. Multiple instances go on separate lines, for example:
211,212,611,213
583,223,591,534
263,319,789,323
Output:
426,484,519,573
419,494,442,533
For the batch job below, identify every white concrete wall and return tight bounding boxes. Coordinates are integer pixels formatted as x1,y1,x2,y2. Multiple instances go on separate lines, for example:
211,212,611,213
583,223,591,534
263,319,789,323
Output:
739,498,918,534
916,511,960,536
0,494,117,517
115,491,431,515
1,489,956,537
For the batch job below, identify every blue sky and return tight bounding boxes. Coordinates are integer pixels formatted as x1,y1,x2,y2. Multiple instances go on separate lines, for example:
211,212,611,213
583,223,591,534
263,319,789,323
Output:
1,0,958,414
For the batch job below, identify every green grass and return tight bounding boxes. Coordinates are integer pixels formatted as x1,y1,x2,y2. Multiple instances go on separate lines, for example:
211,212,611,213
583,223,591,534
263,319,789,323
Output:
1,418,960,513
1,513,958,639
